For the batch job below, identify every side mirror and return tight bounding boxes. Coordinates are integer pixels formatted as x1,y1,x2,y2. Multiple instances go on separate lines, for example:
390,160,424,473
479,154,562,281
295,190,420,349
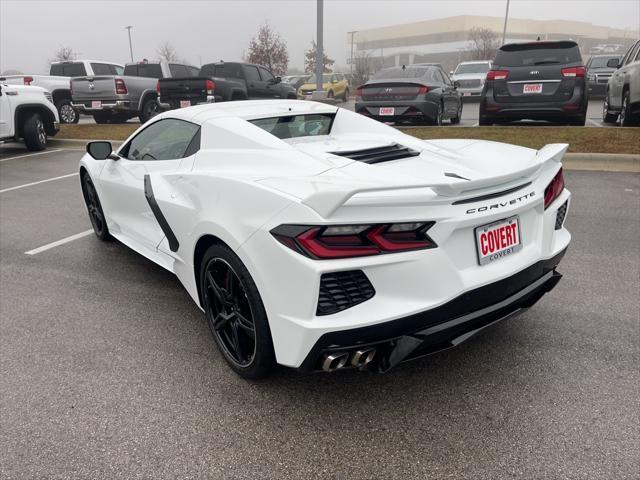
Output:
87,141,118,160
606,58,621,68
450,70,454,76
453,80,460,89
275,76,281,83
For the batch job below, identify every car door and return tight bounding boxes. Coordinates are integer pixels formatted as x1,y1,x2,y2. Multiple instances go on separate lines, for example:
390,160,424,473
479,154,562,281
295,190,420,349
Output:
611,41,639,108
258,66,279,98
98,118,200,252
435,69,458,116
0,86,14,138
244,65,266,98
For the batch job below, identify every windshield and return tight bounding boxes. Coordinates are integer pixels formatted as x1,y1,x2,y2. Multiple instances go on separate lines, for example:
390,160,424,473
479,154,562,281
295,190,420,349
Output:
372,67,430,79
455,63,490,74
588,56,620,68
306,74,332,83
249,114,334,139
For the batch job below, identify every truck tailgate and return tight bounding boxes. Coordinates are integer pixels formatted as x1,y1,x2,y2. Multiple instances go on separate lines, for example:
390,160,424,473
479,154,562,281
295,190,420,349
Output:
71,76,117,100
159,77,210,105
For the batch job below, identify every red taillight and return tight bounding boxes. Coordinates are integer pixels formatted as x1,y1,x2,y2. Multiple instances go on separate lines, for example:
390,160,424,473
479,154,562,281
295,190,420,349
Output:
486,70,509,81
356,85,364,97
115,78,127,94
417,85,429,94
23,76,34,85
205,79,215,93
544,168,565,210
271,222,436,259
156,80,161,94
561,66,585,78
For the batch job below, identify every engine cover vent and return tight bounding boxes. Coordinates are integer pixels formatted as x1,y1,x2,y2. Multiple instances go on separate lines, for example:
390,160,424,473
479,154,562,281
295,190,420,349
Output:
329,143,420,164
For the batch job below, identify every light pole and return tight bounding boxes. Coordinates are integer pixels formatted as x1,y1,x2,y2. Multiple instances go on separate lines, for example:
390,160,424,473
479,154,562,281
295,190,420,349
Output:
315,0,324,95
125,26,134,62
348,30,358,80
501,0,510,45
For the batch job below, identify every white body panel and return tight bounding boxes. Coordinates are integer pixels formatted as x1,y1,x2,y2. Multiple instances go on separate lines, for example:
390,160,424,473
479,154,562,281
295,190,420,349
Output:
0,84,59,140
79,100,571,369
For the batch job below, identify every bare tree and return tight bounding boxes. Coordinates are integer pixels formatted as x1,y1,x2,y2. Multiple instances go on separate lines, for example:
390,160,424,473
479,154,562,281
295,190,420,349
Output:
352,50,373,86
464,27,500,61
304,40,335,74
157,41,179,62
50,46,76,62
246,23,289,76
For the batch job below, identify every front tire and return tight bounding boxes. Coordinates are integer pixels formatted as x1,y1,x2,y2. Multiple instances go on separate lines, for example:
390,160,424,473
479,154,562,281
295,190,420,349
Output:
200,244,276,379
23,113,47,151
81,171,111,241
620,90,636,126
431,101,443,126
56,99,79,124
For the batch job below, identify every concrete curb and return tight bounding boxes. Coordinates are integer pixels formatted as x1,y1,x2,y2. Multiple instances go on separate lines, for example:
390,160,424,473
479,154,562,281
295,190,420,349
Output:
563,153,640,172
50,138,639,173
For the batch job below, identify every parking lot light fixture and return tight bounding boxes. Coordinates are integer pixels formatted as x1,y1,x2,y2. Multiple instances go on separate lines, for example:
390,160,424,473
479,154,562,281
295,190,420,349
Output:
125,25,134,62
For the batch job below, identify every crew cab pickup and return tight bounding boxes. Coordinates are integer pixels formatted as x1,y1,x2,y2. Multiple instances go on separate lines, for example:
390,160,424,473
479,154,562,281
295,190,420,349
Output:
71,61,199,123
0,60,123,124
0,83,59,151
157,62,296,111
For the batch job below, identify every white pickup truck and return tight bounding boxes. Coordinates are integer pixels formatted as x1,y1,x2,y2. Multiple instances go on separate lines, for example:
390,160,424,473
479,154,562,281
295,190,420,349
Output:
0,60,123,124
0,83,59,150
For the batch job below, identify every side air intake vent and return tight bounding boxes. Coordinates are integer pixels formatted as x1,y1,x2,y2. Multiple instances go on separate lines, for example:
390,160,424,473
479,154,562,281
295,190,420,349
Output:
555,200,568,230
329,143,420,164
317,270,375,316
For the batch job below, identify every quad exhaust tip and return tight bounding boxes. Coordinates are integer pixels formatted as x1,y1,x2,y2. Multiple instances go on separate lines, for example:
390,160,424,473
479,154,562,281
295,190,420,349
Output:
321,348,377,372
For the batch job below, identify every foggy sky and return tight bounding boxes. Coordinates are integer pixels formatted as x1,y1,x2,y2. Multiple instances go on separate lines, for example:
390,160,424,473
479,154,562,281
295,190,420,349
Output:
1,0,639,74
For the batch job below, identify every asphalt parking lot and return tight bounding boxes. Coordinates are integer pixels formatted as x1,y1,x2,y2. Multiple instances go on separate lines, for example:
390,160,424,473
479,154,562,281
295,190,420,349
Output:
1,146,638,479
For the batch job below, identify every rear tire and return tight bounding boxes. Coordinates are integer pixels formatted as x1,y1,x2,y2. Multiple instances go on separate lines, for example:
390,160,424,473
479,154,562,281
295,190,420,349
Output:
450,101,462,124
139,97,159,123
342,88,350,102
200,244,276,379
602,92,618,123
81,171,111,241
431,102,443,126
92,113,111,124
56,99,79,124
23,113,47,151
569,113,586,126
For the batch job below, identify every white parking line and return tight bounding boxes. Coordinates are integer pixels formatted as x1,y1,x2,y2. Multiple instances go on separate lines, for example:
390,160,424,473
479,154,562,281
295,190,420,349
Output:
24,229,94,255
0,149,64,162
587,118,601,127
0,173,77,193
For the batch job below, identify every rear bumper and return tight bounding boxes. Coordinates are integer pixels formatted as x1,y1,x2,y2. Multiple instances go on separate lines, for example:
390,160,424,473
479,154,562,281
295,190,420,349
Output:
355,99,438,121
481,88,587,119
298,248,566,372
158,95,216,110
72,100,134,112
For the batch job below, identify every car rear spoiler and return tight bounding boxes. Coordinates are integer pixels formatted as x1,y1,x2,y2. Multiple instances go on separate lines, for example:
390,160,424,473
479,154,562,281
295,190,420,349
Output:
260,143,568,218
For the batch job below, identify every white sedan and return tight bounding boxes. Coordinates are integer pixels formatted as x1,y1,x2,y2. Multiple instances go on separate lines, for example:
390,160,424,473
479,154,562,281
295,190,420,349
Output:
80,100,571,378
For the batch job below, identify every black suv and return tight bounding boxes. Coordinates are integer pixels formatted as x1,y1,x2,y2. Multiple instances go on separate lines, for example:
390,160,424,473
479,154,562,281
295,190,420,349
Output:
480,40,588,125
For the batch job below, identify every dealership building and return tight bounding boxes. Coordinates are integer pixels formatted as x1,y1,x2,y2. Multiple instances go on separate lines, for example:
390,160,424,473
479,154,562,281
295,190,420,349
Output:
349,15,638,71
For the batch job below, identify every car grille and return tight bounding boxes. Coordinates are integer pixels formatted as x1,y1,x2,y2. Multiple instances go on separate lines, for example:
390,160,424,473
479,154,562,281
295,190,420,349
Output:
330,143,421,164
317,270,375,316
458,79,482,88
555,200,568,230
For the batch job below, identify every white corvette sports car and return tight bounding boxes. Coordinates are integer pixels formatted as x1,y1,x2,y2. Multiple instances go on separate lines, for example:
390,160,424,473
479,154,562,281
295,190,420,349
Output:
80,100,571,378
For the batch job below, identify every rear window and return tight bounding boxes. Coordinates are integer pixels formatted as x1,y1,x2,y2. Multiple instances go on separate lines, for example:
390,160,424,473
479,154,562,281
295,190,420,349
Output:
495,42,582,67
124,63,163,78
91,63,122,75
372,67,431,79
204,63,243,79
249,114,334,139
50,63,87,77
455,63,491,74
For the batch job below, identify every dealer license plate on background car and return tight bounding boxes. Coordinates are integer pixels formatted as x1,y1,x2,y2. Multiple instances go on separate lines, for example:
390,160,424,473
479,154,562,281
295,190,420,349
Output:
475,216,522,266
180,100,191,108
91,101,101,109
523,83,543,94
379,107,395,116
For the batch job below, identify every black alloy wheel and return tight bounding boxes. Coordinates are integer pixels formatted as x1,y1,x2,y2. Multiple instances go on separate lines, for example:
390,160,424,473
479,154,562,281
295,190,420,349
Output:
81,172,110,240
200,244,276,379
